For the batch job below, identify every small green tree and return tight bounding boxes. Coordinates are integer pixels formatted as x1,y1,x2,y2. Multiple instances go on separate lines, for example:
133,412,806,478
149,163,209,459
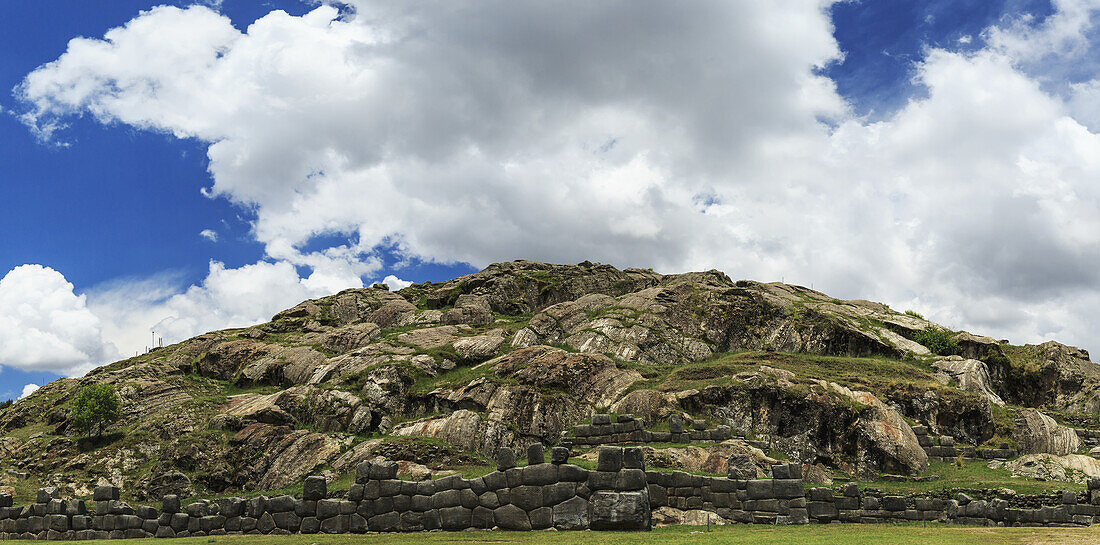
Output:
71,384,121,437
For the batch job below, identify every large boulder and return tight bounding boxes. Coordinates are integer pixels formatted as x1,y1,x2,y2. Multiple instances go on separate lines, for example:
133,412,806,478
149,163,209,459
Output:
1000,454,1100,483
817,381,928,477
1013,409,1080,455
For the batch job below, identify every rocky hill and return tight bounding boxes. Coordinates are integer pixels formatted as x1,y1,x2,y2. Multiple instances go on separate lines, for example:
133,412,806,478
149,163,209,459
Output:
3,260,1099,501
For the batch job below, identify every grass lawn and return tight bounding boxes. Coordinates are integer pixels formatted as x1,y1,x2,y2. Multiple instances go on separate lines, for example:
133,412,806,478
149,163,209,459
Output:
40,525,1100,545
861,460,1080,496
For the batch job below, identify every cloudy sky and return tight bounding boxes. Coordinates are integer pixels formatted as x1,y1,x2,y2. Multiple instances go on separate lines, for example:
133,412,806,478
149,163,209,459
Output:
2,0,1099,399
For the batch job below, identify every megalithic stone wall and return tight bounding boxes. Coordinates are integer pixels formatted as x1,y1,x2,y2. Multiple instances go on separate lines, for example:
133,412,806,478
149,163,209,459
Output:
1,448,1098,539
0,445,650,540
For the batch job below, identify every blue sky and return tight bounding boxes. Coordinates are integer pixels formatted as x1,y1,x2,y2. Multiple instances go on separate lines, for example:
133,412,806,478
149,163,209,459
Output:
5,0,1100,401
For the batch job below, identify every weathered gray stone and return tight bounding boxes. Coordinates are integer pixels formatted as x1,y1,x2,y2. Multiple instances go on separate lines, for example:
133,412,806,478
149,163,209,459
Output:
36,488,60,504
440,506,472,530
355,460,372,484
299,517,320,534
553,496,589,530
669,415,684,434
551,446,570,465
623,447,645,470
369,461,398,480
303,476,327,501
523,463,558,486
266,495,295,513
493,504,530,530
319,514,349,534
597,446,624,472
316,499,340,519
527,443,545,465
93,486,119,502
497,448,516,471
590,490,650,531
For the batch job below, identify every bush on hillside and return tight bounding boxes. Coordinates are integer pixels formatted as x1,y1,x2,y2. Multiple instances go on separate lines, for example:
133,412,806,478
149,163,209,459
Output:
913,326,958,356
71,384,121,437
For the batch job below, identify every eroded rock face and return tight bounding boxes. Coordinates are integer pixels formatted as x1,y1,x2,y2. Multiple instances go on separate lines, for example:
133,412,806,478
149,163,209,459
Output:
390,410,517,456
932,356,1004,406
1013,408,1080,455
401,260,663,315
678,370,927,479
402,347,643,456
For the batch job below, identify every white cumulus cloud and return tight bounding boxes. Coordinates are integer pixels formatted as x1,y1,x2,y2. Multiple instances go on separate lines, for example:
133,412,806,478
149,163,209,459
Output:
199,229,218,242
13,0,1100,358
0,265,118,376
381,275,412,290
19,384,39,400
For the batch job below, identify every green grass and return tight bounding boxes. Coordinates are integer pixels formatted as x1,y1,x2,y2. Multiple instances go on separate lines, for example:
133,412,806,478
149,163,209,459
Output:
37,524,1100,545
624,350,961,404
860,460,1079,495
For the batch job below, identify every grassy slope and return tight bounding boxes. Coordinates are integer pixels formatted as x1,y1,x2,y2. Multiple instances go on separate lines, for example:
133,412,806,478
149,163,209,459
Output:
858,460,1080,495
40,524,1100,545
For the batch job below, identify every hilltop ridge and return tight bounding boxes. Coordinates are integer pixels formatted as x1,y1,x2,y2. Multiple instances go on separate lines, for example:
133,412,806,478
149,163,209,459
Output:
2,259,1098,501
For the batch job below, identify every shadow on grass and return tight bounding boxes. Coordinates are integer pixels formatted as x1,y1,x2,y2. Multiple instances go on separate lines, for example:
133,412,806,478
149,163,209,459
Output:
76,432,125,452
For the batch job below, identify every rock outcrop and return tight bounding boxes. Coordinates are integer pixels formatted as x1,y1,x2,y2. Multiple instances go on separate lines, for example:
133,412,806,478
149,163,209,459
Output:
932,356,1004,406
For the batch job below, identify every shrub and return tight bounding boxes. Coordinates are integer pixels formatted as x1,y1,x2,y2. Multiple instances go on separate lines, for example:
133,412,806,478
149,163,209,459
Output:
71,384,121,437
904,309,925,319
913,326,958,356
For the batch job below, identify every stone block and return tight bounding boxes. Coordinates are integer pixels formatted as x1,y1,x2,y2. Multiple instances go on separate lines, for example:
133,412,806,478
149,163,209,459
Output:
558,463,588,483
257,512,275,534
169,513,188,532
319,514,349,534
266,495,295,513
355,460,372,484
299,516,320,534
185,502,208,518
786,463,802,480
551,446,570,464
669,414,684,434
527,443,545,465
303,476,327,501
617,469,648,491
370,460,399,480
510,485,544,512
597,446,624,472
37,488,60,504
494,504,531,530
746,480,774,500
497,448,516,471
592,414,612,425
349,513,367,533
92,486,119,502
590,490,650,531
440,506,472,530
882,496,907,511
588,470,618,491
157,495,179,515
623,447,645,470
771,464,789,479
296,500,316,518
463,506,489,529
843,482,860,497
523,463,558,486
